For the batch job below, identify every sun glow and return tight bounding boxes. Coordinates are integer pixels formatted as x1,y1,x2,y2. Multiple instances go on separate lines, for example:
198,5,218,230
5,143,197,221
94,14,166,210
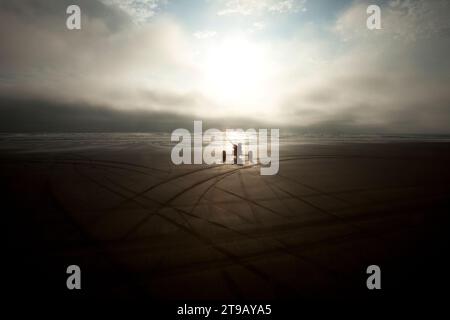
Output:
201,35,275,114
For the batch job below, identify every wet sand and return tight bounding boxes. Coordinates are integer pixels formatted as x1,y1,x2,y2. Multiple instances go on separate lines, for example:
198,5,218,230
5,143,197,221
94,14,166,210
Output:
2,134,450,303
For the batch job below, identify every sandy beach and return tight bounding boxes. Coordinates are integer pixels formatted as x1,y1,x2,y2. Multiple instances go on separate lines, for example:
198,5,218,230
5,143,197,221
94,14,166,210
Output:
2,134,450,302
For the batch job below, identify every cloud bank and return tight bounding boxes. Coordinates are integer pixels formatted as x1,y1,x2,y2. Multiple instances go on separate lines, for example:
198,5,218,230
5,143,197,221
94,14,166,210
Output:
0,0,449,133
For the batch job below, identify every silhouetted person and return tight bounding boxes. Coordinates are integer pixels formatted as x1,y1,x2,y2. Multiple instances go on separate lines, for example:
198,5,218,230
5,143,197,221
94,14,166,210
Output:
237,143,243,165
248,150,253,164
222,150,226,163
233,144,237,164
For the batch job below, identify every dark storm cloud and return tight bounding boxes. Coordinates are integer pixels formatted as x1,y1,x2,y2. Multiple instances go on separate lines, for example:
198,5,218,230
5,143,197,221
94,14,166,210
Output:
0,95,265,132
0,96,190,132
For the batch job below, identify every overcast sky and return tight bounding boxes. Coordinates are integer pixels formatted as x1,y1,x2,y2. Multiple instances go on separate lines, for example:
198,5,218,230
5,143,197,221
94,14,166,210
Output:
1,0,449,133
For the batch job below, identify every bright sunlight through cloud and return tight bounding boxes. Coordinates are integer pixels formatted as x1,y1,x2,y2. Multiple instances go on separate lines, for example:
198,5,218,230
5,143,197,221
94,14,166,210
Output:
201,35,277,115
